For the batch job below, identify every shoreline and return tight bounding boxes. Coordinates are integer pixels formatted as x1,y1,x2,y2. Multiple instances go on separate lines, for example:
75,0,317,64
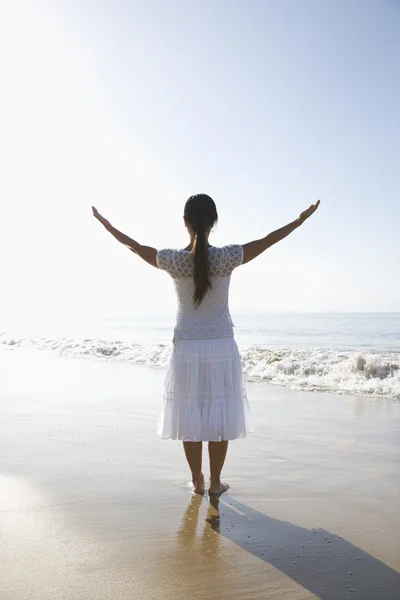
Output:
1,341,399,401
1,347,399,599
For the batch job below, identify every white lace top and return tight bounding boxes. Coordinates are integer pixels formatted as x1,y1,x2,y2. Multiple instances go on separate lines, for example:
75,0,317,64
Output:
157,244,243,341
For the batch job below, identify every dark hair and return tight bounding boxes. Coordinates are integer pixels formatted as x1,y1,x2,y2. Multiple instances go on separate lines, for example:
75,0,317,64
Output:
184,194,218,307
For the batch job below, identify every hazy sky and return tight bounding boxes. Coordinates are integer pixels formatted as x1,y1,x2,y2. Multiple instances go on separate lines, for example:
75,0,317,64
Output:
1,0,399,320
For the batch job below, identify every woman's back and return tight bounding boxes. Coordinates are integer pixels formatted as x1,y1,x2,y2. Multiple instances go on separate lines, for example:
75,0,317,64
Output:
157,244,243,341
92,193,320,493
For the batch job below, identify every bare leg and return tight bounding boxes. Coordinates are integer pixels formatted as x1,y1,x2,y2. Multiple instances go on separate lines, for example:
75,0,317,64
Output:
208,440,230,495
183,441,204,494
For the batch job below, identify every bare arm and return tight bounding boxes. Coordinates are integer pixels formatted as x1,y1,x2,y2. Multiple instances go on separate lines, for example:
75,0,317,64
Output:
92,206,158,268
242,200,320,264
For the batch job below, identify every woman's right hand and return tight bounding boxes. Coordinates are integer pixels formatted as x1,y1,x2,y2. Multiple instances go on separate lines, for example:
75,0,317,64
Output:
298,200,321,224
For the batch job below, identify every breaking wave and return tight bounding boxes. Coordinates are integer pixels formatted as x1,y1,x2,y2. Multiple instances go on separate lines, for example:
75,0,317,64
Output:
2,335,399,399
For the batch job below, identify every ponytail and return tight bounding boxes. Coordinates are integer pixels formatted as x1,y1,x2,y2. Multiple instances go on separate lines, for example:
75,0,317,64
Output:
193,226,211,307
183,193,218,307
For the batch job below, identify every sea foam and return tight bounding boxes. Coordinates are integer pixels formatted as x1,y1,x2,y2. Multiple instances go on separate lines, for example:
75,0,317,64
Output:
2,335,399,399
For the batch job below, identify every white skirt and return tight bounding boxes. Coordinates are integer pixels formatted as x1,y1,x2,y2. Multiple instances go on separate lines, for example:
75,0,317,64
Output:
158,338,252,442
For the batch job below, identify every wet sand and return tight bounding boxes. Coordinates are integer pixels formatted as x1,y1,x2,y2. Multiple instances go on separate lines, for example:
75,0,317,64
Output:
1,347,400,599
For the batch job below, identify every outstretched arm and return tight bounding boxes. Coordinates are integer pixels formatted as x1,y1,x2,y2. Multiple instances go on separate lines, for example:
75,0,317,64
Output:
92,206,158,268
242,200,320,264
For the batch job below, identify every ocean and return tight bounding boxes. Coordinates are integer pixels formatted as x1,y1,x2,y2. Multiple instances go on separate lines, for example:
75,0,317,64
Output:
1,312,399,400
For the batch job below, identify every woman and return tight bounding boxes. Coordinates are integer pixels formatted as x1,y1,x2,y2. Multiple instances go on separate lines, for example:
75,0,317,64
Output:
92,194,320,495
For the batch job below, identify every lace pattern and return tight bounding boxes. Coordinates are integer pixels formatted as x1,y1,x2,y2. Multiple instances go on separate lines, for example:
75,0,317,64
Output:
157,245,243,279
157,245,243,341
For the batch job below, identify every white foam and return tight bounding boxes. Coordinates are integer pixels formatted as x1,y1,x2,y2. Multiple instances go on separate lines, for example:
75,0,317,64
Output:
1,335,172,367
240,347,400,399
2,335,399,399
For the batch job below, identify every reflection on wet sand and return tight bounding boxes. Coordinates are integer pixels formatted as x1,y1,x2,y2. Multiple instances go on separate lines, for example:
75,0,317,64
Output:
176,494,222,559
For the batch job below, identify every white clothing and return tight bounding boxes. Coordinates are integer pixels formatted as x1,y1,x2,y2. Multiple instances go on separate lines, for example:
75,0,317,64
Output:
156,245,243,341
156,244,252,441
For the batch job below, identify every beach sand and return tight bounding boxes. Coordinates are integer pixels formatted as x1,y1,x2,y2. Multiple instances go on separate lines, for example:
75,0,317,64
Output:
1,347,399,600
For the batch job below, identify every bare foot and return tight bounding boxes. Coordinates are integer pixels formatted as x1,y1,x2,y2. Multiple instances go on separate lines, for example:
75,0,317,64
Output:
208,482,230,496
191,473,205,495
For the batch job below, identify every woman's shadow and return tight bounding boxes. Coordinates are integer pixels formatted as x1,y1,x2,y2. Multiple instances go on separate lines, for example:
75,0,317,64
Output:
176,494,400,600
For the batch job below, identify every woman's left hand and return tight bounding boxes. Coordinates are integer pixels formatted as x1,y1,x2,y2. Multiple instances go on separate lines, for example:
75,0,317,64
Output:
92,206,112,230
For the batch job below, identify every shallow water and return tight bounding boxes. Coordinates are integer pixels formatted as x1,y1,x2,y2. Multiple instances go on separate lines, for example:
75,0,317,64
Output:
2,313,400,398
1,348,399,599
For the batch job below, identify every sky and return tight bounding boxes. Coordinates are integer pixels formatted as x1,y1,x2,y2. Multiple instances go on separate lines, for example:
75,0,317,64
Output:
0,0,399,321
